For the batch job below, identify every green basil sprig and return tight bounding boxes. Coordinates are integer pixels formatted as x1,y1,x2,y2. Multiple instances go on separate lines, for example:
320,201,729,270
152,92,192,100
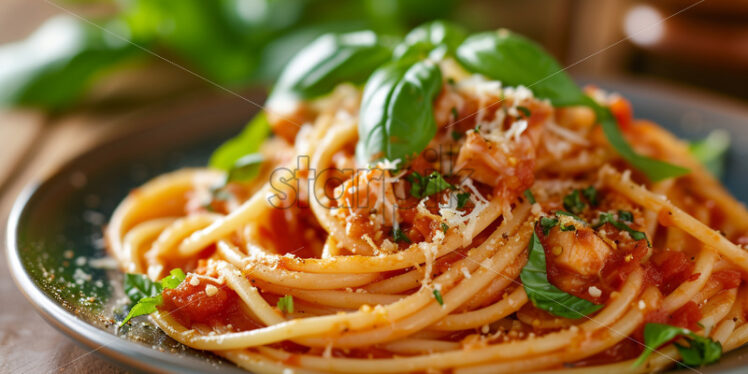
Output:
455,30,688,182
593,212,650,246
520,228,603,319
356,58,443,164
393,20,467,61
268,31,392,105
587,99,689,182
120,269,186,326
209,112,270,183
633,323,722,368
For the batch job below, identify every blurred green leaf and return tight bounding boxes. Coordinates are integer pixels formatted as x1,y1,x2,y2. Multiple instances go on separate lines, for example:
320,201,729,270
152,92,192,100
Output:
121,0,258,84
268,30,392,104
0,0,458,111
209,112,271,173
0,16,138,110
393,20,466,61
689,130,730,179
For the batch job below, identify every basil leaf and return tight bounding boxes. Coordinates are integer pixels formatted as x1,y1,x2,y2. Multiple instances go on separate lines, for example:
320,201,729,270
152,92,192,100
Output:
160,268,187,290
587,99,690,182
356,58,443,164
520,229,603,319
0,16,137,110
394,20,467,61
676,338,722,368
268,31,392,104
634,323,722,368
456,30,689,182
209,112,271,178
227,153,265,183
124,273,162,303
120,295,162,326
456,30,585,107
120,268,186,326
689,130,730,179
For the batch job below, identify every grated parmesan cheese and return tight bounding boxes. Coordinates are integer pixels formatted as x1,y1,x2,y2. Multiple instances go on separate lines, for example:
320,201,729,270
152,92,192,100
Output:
461,267,472,279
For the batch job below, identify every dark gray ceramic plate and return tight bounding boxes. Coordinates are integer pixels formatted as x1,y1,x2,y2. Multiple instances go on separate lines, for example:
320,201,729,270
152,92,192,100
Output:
6,79,748,373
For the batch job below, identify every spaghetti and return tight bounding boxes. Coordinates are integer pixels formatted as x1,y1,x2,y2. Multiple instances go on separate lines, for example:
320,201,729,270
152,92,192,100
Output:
106,24,748,374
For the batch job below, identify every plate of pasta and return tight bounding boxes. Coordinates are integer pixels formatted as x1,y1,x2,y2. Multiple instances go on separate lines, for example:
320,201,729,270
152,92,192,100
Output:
7,21,748,374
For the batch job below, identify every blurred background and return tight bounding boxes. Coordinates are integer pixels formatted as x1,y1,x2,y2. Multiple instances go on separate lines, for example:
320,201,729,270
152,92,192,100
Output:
1,0,747,371
3,0,747,192
1,0,747,113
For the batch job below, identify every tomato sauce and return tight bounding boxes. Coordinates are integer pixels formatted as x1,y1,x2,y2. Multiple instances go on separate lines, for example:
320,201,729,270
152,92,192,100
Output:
712,270,741,289
161,275,261,331
646,250,696,295
258,205,321,257
646,301,703,331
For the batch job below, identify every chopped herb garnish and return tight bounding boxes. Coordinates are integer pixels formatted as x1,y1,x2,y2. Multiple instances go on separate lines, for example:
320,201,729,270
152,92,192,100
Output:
392,227,412,243
524,189,536,204
474,124,481,132
560,224,576,232
618,210,634,222
594,212,650,246
408,171,454,199
539,216,559,236
433,289,444,306
633,323,721,368
451,130,463,141
120,269,186,326
555,210,585,223
456,192,471,209
516,105,531,118
441,222,449,233
451,107,459,121
277,295,294,314
563,189,586,214
582,186,598,207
